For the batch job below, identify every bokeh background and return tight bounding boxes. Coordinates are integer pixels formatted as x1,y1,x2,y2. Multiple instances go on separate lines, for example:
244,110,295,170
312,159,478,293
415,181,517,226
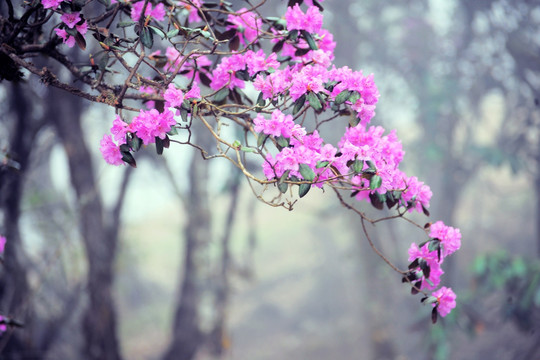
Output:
1,0,540,359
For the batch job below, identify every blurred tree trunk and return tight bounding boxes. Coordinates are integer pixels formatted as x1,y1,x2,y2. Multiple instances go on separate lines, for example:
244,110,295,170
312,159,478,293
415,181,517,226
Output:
49,88,123,360
163,125,212,360
0,82,43,357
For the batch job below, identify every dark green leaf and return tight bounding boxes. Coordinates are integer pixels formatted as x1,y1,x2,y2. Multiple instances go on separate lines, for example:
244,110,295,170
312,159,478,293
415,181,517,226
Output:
334,90,352,105
180,107,189,122
301,30,318,50
75,32,86,50
288,29,299,41
307,91,322,112
118,21,136,28
432,307,438,324
155,137,164,155
422,204,430,217
278,170,290,193
148,25,166,39
168,126,179,136
369,192,384,210
348,91,361,103
140,27,153,48
366,160,376,171
408,259,419,270
299,163,315,181
295,47,310,57
293,93,306,115
128,133,142,151
352,159,364,174
272,39,285,53
411,281,421,294
235,69,250,81
121,151,137,168
229,35,240,51
298,183,311,198
428,239,440,252
213,87,229,103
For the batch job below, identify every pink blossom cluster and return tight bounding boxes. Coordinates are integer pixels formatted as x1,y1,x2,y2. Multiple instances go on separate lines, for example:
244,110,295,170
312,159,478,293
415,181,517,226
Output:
429,220,462,257
227,7,263,45
179,0,203,23
407,220,461,317
131,1,166,22
100,109,176,165
53,12,88,48
0,235,5,253
210,50,280,91
285,4,323,34
41,0,64,9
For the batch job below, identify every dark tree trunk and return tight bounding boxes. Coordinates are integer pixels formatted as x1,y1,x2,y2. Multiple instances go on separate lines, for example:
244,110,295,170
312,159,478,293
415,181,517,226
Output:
49,88,122,360
163,136,212,360
0,82,40,357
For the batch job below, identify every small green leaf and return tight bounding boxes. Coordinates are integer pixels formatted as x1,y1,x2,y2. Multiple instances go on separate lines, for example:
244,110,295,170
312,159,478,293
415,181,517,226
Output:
168,126,179,136
293,93,306,115
278,170,290,193
316,161,329,169
366,160,376,171
155,137,164,154
276,136,289,149
148,25,166,39
299,163,315,181
298,183,311,198
352,159,364,174
288,29,299,41
140,27,154,48
232,140,241,148
241,146,256,153
180,107,189,122
213,87,229,102
428,239,440,252
117,21,136,28
349,116,360,127
235,69,250,81
307,91,322,112
301,30,318,50
167,28,180,38
121,151,137,168
200,30,212,39
257,133,268,148
334,90,352,105
348,91,361,104
369,175,382,190
128,133,142,151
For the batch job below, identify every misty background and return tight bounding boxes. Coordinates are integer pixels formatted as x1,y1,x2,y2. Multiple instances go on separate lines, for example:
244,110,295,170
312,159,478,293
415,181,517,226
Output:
1,0,539,359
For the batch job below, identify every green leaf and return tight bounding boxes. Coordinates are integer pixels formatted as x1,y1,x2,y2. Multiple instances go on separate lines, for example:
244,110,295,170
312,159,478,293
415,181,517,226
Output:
276,136,289,149
241,146,256,153
334,90,352,105
180,107,189,122
140,27,153,48
167,28,180,38
293,93,306,115
348,91,361,103
352,159,364,174
369,175,382,190
301,30,318,50
366,160,377,171
369,192,385,210
148,25,166,39
213,87,229,103
232,140,241,148
298,183,311,198
168,126,179,136
316,161,329,169
118,21,136,28
235,69,250,81
127,133,142,151
200,30,213,39
307,91,322,112
278,170,290,193
121,151,137,168
288,29,299,41
257,133,268,148
428,239,440,252
349,116,360,127
299,163,315,181
155,137,164,155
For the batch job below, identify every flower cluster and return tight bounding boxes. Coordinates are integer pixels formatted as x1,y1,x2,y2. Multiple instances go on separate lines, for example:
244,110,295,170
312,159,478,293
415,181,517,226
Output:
93,0,462,320
100,109,176,166
227,7,263,45
0,235,5,254
131,1,166,22
406,221,461,317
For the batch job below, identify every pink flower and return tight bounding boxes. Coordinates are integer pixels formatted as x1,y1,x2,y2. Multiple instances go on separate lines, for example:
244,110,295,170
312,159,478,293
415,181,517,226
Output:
76,21,88,35
181,0,202,23
185,83,201,100
429,221,461,257
0,235,6,253
131,1,166,22
408,243,444,290
164,84,184,108
244,50,279,76
0,315,6,333
285,4,323,34
61,12,81,28
54,28,76,48
100,135,124,166
110,115,129,144
41,0,63,9
432,287,456,317
131,109,176,145
227,7,262,45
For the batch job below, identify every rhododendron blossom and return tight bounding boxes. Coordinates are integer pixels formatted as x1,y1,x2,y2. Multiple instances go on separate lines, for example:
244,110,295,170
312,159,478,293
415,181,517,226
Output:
432,287,457,317
429,221,462,257
285,4,323,34
0,235,6,253
131,1,166,22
